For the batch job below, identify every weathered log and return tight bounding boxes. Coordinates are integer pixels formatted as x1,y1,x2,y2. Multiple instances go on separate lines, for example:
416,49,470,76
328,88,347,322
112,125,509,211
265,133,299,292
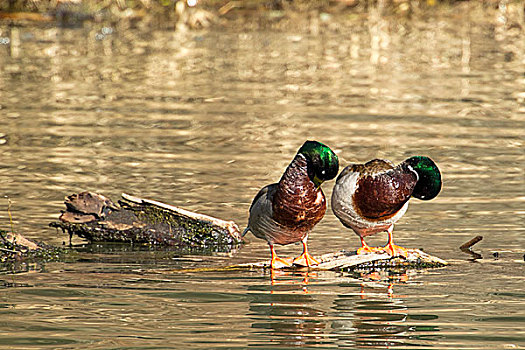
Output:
50,192,243,250
230,248,448,272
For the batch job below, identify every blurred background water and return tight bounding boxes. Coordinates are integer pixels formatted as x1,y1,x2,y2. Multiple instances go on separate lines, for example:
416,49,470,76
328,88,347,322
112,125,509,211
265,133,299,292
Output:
0,3,524,349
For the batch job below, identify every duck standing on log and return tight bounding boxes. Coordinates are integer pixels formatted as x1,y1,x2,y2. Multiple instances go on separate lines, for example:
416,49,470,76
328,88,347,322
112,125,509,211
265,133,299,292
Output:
243,141,339,269
331,156,442,257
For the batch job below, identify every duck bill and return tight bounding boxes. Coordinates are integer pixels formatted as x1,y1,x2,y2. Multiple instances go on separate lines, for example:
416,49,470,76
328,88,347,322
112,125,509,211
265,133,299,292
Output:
313,175,324,188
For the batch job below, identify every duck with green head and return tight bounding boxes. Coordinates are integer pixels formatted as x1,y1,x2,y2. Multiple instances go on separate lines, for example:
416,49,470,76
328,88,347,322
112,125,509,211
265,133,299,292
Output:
243,141,339,269
331,156,442,257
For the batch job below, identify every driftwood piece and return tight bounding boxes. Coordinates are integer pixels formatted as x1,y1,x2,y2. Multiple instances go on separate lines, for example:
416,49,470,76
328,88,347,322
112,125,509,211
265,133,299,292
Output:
50,192,242,250
233,248,448,271
0,229,69,271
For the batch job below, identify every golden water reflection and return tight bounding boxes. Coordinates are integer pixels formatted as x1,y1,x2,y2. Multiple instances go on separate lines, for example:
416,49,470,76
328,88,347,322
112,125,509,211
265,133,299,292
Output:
0,4,523,349
245,269,435,348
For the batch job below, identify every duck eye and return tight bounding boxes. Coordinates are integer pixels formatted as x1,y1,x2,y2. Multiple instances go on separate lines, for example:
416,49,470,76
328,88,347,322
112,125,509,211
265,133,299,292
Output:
321,170,326,175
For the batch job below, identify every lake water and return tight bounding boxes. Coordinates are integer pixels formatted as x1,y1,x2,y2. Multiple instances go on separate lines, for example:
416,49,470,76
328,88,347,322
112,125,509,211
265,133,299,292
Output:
0,5,524,349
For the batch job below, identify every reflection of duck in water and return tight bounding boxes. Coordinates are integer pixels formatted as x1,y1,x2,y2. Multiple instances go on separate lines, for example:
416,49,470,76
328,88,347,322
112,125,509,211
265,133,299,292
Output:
331,156,442,257
332,274,419,346
248,271,327,347
269,269,316,288
243,141,339,269
332,290,411,348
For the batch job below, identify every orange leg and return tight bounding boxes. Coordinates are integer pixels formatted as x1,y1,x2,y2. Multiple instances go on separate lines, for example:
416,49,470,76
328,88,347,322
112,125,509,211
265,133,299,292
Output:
269,243,293,269
383,226,409,258
293,236,319,267
356,236,382,255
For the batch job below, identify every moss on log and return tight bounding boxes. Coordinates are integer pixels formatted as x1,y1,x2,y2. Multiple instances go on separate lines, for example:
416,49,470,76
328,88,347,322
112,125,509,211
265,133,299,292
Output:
50,192,243,250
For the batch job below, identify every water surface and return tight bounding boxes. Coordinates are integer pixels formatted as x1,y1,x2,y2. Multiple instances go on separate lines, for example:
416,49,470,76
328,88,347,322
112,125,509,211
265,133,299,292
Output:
0,7,524,349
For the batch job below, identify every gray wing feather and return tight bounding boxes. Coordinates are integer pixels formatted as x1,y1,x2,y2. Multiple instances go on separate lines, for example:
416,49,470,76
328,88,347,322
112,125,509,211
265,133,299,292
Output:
245,184,286,244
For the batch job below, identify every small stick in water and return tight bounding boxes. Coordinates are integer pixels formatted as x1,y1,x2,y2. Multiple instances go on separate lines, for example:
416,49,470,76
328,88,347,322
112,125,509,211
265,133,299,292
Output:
0,247,19,254
459,235,483,250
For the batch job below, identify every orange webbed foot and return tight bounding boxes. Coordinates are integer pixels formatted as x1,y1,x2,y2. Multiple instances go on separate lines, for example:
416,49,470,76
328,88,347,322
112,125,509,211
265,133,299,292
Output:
270,256,293,269
356,245,383,255
268,244,293,269
293,252,319,267
382,226,409,258
356,236,383,255
383,243,409,258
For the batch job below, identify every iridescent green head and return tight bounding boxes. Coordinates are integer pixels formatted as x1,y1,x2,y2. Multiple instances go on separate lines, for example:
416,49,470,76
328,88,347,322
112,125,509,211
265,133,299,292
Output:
404,156,442,200
298,140,339,187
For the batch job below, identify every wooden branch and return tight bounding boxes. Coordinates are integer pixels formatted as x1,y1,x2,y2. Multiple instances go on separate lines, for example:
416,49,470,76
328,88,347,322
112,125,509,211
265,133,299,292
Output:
0,246,19,254
0,12,53,22
459,235,483,259
232,248,448,271
459,235,483,250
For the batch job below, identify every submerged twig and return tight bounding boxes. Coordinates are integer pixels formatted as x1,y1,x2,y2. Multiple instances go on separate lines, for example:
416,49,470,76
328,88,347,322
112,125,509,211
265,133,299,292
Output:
459,235,483,260
1,198,40,251
218,1,242,15
459,235,483,250
0,246,19,254
7,197,15,237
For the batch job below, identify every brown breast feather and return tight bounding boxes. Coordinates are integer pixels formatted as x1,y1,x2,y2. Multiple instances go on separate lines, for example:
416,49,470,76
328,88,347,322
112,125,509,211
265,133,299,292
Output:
272,155,326,231
353,166,417,220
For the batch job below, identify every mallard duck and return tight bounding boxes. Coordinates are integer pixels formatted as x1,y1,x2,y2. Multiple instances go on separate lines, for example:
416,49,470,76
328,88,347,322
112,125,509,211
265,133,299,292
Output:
243,141,339,269
331,156,442,257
